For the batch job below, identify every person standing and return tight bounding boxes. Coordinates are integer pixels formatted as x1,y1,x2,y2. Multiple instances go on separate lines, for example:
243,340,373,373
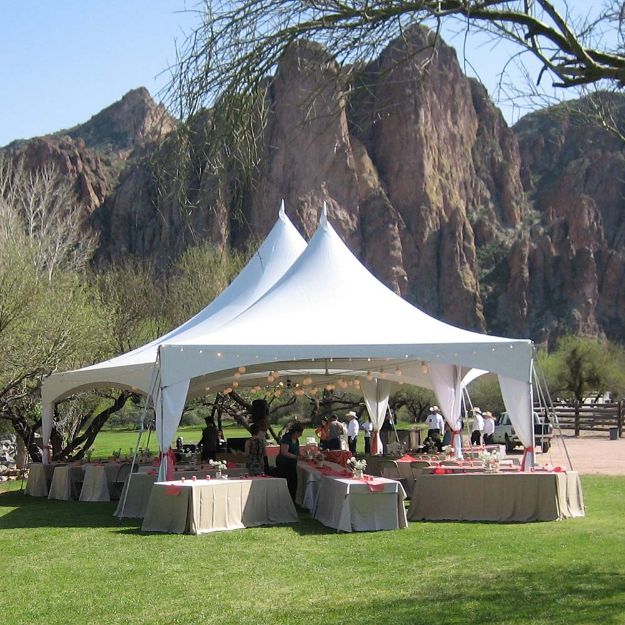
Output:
315,416,330,451
199,418,218,461
482,411,495,445
361,416,373,454
276,423,304,500
244,422,267,476
326,414,343,450
425,406,444,439
471,407,484,446
346,411,359,454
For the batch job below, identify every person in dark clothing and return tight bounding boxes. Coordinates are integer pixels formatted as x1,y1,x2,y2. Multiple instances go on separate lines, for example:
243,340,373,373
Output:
275,423,304,501
325,414,344,450
199,417,219,461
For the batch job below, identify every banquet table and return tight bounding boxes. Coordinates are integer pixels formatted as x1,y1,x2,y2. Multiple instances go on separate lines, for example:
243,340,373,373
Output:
141,477,298,534
79,463,131,502
115,473,157,518
115,467,250,518
296,461,408,532
47,465,85,501
26,463,56,497
407,471,585,522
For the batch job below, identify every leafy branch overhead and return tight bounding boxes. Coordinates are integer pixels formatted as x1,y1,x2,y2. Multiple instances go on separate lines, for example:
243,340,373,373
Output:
167,0,625,123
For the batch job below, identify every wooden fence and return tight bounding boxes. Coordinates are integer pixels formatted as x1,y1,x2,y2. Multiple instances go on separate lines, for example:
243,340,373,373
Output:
535,402,623,437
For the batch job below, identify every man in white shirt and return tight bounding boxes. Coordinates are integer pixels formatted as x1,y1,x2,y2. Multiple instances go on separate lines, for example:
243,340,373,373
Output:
425,406,444,439
360,417,373,454
482,411,495,445
471,407,484,445
346,411,360,454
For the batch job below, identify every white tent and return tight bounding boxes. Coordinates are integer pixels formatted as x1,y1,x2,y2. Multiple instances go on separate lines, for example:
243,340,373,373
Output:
41,203,307,460
152,207,535,475
42,205,535,476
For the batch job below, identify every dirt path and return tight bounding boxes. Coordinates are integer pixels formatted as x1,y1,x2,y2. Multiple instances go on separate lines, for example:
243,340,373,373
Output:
518,432,625,475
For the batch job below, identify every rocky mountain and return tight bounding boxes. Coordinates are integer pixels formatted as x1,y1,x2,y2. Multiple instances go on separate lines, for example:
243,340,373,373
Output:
4,29,625,346
2,88,174,215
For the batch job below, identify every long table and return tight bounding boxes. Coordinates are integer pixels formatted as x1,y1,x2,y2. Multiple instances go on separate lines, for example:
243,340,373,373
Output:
115,467,250,518
141,477,298,534
25,463,56,497
296,462,408,532
407,471,585,522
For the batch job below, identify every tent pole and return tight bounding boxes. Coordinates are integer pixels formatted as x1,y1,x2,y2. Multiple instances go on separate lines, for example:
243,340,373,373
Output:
117,363,159,521
532,351,573,470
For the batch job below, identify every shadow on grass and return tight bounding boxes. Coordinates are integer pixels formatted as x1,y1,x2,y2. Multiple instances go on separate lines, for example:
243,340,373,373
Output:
0,490,138,530
274,568,625,625
114,512,337,537
0,491,339,535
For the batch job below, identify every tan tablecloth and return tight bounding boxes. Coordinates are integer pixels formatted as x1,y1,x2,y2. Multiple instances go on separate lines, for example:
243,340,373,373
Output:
26,463,55,497
80,465,110,502
297,462,407,532
115,468,250,518
141,477,298,534
115,473,156,518
407,471,585,522
314,476,408,532
48,465,84,501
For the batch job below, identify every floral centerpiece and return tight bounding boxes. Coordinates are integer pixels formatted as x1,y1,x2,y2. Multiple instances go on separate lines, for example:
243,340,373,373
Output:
209,459,228,478
478,449,500,473
346,457,367,479
385,441,405,457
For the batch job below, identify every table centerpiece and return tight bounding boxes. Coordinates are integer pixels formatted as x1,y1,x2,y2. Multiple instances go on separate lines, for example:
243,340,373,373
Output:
346,457,367,479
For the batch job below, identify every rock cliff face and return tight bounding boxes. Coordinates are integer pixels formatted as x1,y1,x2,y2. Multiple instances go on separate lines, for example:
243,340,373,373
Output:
512,99,625,342
5,34,625,345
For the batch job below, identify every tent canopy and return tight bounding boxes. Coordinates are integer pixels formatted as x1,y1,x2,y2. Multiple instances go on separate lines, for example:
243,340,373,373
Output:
153,207,534,468
42,203,307,404
42,205,535,470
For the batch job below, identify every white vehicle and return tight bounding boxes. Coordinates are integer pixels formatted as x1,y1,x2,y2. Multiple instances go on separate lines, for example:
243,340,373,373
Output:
493,412,552,453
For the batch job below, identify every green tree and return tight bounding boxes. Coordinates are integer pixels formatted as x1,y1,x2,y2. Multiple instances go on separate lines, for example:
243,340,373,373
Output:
162,241,251,329
0,158,124,460
465,374,506,415
539,335,625,404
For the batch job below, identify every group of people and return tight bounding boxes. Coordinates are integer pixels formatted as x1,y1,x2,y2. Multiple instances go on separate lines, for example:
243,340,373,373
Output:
470,407,496,445
314,412,373,454
420,404,496,453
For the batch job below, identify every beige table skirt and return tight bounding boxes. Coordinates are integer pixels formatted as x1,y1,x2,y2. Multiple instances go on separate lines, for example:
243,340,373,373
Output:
407,471,585,522
26,463,55,497
313,476,408,532
296,462,407,532
115,473,156,518
115,468,250,519
79,465,112,502
141,477,298,534
48,466,84,501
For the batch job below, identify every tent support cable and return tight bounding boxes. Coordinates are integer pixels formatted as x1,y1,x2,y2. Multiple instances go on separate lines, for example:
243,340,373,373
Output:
117,362,160,521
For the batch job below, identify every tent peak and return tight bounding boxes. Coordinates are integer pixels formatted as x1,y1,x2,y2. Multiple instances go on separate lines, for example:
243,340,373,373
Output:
320,201,328,228
279,199,286,219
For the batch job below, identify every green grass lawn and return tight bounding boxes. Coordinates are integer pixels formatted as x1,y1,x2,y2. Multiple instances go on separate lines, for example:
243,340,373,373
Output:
92,422,422,457
1,476,624,625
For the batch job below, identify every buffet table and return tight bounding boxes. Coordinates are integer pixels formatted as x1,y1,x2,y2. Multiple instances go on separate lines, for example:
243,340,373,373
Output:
115,467,249,518
79,464,131,502
407,471,585,522
141,477,298,534
48,465,85,501
115,473,156,518
296,461,408,532
26,463,56,497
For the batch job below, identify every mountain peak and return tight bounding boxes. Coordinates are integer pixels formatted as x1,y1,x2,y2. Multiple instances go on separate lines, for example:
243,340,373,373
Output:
64,87,175,155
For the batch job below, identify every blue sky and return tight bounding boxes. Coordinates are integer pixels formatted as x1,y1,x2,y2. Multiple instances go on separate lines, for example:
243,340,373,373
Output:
0,0,595,147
